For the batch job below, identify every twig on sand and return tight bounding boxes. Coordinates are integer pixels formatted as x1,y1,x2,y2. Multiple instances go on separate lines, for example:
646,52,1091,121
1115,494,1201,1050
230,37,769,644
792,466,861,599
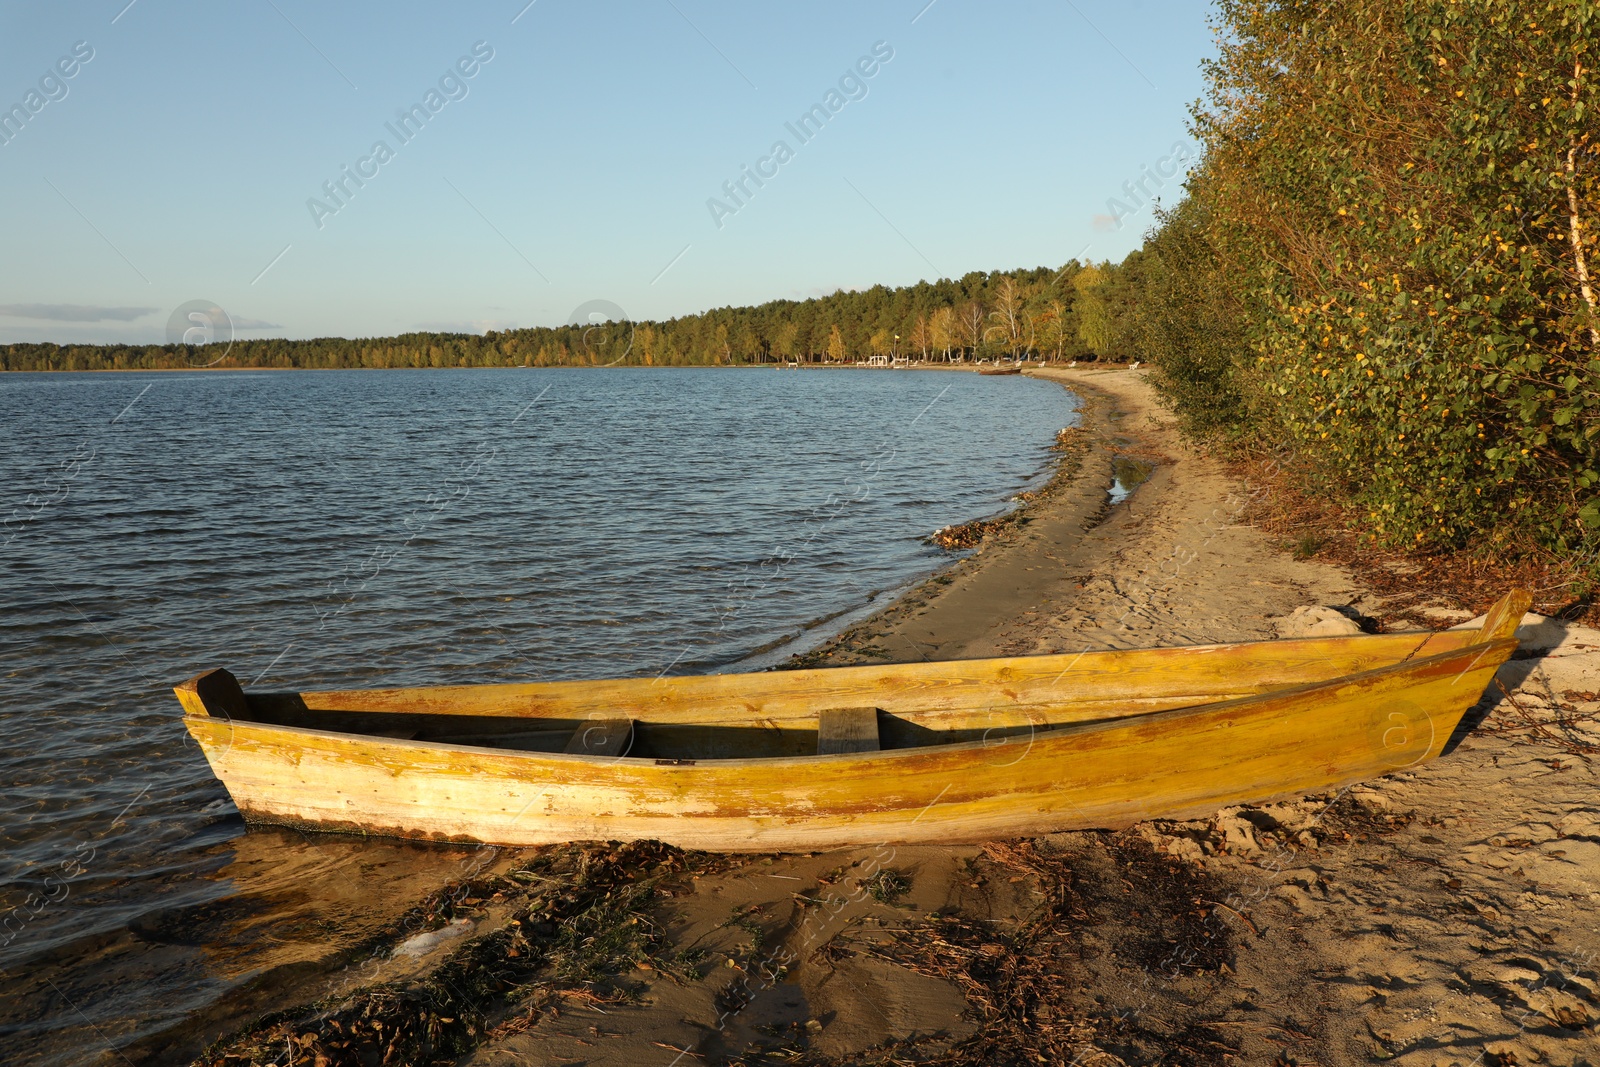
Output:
1203,898,1261,936
652,1040,703,1057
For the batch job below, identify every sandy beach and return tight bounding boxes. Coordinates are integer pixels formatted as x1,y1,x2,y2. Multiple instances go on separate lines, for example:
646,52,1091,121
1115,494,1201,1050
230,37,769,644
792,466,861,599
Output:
166,368,1600,1066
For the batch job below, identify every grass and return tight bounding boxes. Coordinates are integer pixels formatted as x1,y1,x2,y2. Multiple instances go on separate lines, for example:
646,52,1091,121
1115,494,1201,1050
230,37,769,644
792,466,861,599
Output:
1292,532,1327,559
548,882,705,990
717,903,771,957
864,869,911,905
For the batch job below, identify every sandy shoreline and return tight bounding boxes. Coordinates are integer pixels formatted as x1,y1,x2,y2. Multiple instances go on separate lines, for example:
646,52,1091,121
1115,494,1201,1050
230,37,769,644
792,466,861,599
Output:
87,368,1600,1065
799,366,1383,667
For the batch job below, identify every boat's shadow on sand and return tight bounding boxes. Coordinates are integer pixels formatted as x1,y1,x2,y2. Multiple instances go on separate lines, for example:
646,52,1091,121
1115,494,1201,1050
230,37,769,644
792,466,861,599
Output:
1442,614,1572,755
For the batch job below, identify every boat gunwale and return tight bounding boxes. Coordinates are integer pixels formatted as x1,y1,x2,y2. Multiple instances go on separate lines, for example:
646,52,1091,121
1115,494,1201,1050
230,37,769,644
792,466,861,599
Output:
255,626,1474,711
183,635,1519,771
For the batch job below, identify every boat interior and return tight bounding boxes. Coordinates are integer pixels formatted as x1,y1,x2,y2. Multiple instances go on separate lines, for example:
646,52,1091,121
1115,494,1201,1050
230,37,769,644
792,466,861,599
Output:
179,624,1496,761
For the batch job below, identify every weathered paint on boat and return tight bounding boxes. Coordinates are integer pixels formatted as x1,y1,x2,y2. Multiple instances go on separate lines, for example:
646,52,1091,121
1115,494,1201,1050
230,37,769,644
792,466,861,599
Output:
176,590,1529,850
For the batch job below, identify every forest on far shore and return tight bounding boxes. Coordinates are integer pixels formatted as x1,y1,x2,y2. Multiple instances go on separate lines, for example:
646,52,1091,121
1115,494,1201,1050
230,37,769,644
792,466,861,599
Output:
0,259,1146,374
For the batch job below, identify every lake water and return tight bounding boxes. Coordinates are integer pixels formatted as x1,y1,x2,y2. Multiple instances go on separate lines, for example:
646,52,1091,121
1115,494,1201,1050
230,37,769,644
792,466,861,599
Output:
0,366,1077,1063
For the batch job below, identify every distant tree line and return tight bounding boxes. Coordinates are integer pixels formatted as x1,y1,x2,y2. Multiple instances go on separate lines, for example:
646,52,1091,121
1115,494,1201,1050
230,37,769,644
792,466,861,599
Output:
0,262,1160,374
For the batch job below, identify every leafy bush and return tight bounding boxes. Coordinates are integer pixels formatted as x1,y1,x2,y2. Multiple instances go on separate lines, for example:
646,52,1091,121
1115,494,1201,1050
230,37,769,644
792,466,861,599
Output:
1157,0,1600,555
1134,199,1252,439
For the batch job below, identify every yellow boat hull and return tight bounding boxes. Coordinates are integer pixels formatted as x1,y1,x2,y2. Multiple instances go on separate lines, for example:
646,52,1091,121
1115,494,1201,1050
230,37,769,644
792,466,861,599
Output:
177,591,1528,850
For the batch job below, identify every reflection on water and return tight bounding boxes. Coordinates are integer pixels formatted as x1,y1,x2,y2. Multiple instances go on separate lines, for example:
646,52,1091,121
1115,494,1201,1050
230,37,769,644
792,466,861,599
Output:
1109,456,1156,505
0,367,1076,1063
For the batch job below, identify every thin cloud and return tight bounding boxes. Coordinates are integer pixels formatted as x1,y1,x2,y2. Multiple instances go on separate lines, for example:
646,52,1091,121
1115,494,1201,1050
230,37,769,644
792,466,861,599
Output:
231,317,283,330
411,319,518,335
0,303,159,323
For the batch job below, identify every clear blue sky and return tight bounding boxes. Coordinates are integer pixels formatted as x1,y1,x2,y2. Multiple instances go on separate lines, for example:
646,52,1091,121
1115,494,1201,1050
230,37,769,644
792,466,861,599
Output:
0,1,1215,344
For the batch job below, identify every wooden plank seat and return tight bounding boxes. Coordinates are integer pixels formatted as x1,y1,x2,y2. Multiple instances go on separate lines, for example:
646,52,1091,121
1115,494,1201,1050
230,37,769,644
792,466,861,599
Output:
564,718,634,758
818,706,880,755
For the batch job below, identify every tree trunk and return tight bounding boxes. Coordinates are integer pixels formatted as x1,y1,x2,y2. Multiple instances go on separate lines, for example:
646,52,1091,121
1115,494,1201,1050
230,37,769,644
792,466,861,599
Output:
1567,61,1599,348
1567,144,1599,348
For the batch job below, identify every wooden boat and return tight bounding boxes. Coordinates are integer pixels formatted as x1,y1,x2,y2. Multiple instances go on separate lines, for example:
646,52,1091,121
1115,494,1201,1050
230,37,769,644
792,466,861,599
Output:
176,590,1529,851
979,365,1023,375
